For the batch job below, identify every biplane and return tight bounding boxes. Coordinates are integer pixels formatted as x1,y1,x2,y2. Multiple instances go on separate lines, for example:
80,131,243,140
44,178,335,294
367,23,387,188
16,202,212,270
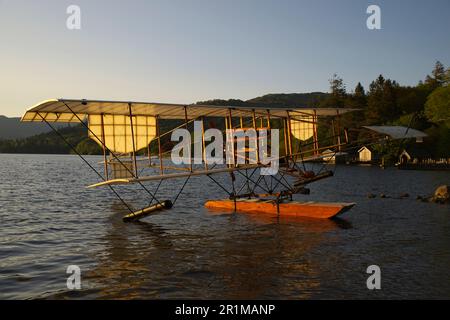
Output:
21,99,358,222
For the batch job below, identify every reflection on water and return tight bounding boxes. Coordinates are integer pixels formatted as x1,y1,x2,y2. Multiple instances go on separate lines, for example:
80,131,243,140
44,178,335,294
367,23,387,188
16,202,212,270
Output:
90,212,340,299
0,154,449,299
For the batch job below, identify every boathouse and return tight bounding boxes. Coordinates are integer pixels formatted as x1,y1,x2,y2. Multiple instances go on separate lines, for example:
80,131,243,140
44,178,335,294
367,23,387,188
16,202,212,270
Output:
321,149,347,163
357,146,377,163
397,146,449,170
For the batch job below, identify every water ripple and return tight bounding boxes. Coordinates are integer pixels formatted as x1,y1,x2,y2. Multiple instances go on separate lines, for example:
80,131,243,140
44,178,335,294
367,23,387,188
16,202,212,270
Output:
0,154,449,299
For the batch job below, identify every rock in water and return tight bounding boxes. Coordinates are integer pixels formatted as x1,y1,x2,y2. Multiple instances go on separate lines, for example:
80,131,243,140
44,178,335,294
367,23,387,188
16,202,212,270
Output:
432,185,449,204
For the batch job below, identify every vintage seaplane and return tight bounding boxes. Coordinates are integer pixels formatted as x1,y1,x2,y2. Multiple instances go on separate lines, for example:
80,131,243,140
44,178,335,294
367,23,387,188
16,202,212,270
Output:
21,99,358,222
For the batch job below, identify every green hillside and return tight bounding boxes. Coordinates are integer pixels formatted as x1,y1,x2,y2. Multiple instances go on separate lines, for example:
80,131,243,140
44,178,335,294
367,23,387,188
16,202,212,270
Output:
0,124,100,155
0,115,66,139
196,92,329,108
247,92,329,107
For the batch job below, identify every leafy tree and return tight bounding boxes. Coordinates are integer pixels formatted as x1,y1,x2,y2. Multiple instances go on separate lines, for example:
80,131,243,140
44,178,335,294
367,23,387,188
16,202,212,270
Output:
341,82,367,133
425,124,450,157
424,61,447,89
396,86,428,115
354,82,365,97
445,67,450,86
320,74,347,108
389,111,430,131
73,138,102,155
365,75,399,124
348,82,367,109
330,74,346,98
424,85,450,127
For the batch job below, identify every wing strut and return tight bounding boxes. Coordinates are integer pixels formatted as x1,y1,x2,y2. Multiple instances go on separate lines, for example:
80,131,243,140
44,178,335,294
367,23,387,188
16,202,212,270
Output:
36,112,135,215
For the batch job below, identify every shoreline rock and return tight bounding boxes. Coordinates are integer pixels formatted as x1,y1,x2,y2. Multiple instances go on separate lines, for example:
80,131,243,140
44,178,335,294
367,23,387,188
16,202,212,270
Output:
417,185,449,204
431,185,449,204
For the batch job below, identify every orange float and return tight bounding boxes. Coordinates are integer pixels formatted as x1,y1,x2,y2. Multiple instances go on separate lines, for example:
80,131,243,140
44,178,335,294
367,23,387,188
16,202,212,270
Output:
205,199,355,219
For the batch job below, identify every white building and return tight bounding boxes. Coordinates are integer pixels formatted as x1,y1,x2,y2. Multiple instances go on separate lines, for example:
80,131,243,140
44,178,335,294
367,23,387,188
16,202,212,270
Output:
321,149,347,163
321,149,335,162
358,146,373,163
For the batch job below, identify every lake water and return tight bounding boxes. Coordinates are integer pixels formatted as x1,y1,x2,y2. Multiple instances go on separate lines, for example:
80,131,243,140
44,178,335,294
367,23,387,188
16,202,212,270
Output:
0,153,449,299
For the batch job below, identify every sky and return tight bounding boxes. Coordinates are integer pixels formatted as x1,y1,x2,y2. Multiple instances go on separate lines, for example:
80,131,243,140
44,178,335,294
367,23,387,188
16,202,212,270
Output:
0,0,449,117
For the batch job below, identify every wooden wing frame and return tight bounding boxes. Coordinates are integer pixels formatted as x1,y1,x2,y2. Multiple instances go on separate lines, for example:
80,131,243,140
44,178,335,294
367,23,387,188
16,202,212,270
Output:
21,98,358,187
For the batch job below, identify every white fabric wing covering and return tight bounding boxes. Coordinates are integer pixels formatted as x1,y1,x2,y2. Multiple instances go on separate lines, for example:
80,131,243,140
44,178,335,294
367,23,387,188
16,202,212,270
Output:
290,117,314,141
88,114,156,154
21,99,359,122
21,111,84,123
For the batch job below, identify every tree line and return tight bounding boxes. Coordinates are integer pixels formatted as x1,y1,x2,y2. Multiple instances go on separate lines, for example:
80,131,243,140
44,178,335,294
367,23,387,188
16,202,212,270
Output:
321,61,450,158
1,61,448,158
